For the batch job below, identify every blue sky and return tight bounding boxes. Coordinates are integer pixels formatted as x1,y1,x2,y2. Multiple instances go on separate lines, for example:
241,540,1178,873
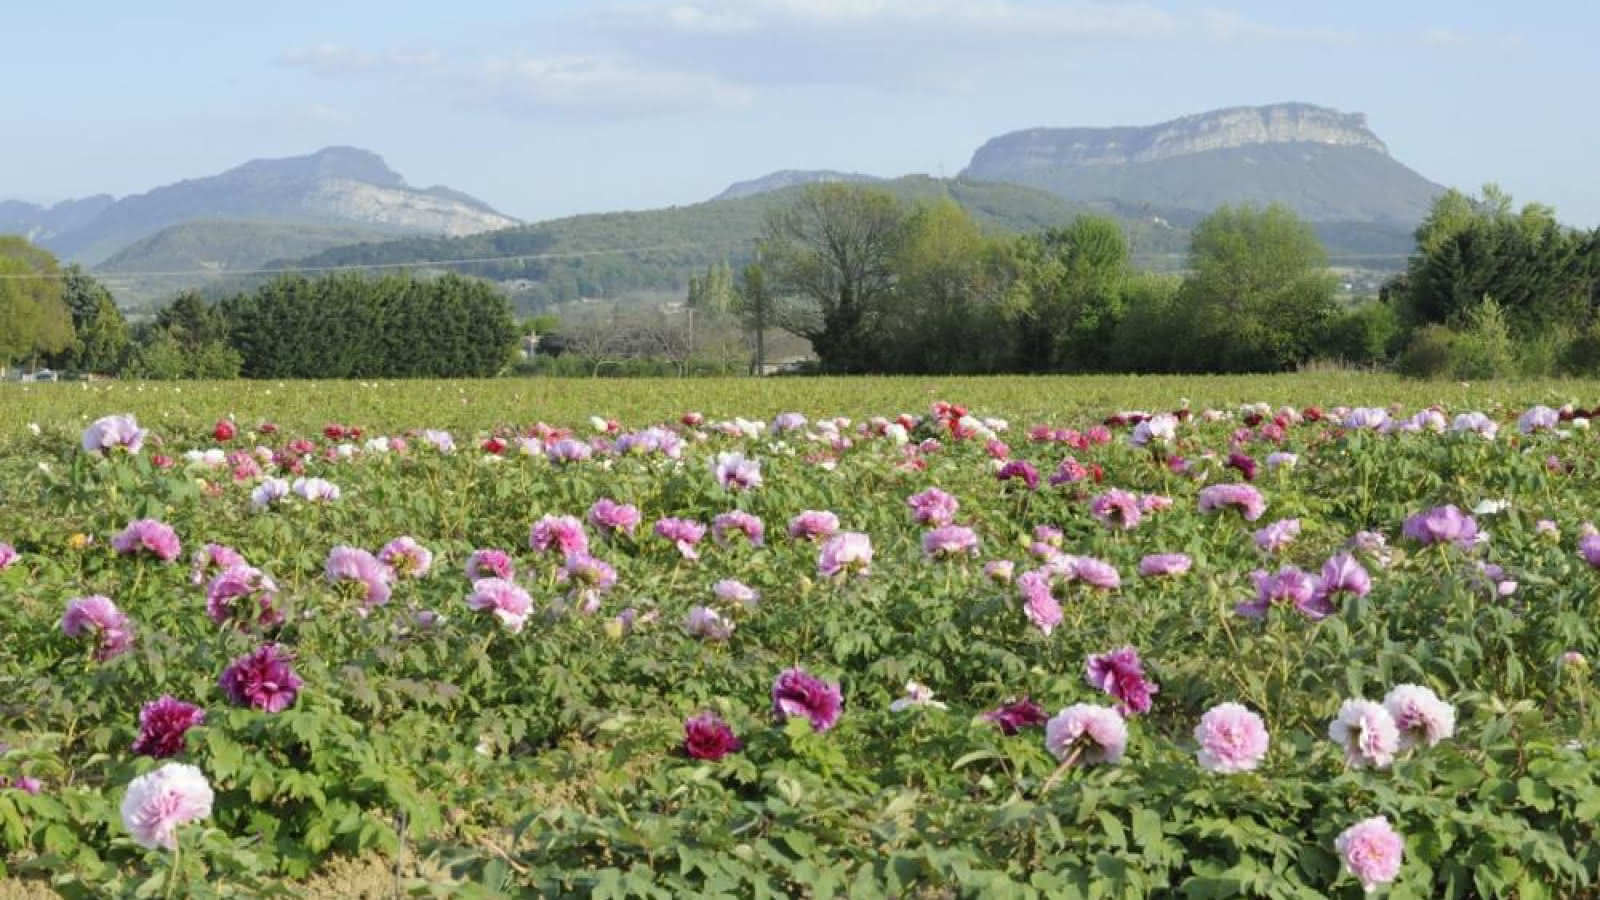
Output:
5,0,1596,225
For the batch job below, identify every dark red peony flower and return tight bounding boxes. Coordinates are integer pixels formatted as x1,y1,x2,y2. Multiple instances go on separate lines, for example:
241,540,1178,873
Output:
682,712,741,760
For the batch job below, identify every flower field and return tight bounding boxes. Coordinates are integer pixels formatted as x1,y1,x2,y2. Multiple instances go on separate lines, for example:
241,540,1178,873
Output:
3,375,1600,898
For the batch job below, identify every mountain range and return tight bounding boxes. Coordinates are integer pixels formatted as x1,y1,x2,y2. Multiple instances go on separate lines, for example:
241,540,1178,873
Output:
0,103,1449,309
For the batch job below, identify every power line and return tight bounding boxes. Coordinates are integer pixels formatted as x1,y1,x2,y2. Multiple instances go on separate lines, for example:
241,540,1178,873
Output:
0,240,750,281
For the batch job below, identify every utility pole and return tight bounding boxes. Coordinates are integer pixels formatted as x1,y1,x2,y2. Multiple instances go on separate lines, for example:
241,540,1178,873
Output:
751,242,766,377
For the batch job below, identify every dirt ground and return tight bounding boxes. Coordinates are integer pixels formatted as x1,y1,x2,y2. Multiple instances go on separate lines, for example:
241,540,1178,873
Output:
1,853,456,899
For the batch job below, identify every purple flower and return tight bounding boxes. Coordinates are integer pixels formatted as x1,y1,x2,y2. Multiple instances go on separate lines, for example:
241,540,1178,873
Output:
1069,556,1121,590
713,579,759,608
0,775,42,795
465,548,516,581
189,543,245,586
1237,566,1326,619
922,525,979,559
1049,457,1089,486
1138,553,1192,577
324,546,393,613
1402,505,1479,548
772,667,843,732
1193,703,1269,774
907,488,959,526
1315,553,1371,605
205,565,282,628
1089,489,1142,530
1579,533,1600,569
996,460,1039,490
682,605,734,640
1044,703,1127,765
1018,568,1065,635
588,499,642,536
770,412,808,434
530,514,589,556
112,519,181,562
683,712,741,760
712,511,765,547
1225,452,1258,481
983,697,1049,735
82,414,146,454
712,451,763,491
817,531,872,578
1197,483,1266,521
466,578,534,632
1085,647,1159,716
984,560,1016,583
131,696,206,759
61,595,134,661
1518,405,1559,435
654,517,707,560
1253,518,1301,553
0,542,16,571
219,644,301,713
788,510,840,541
545,438,592,463
378,536,433,578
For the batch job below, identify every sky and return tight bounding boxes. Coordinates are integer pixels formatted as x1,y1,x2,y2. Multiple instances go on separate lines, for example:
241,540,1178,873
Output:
4,0,1596,226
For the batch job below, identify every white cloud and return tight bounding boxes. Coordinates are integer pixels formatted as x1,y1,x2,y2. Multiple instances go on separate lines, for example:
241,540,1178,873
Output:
1418,26,1472,48
475,54,752,117
279,44,443,75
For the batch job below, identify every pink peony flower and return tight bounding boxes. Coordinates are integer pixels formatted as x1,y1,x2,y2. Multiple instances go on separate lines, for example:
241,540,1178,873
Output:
1017,568,1065,635
712,451,763,491
1382,684,1455,750
1237,566,1327,620
682,605,734,640
0,542,15,571
1316,553,1371,604
1402,505,1478,548
1049,457,1089,486
120,763,213,851
1089,489,1143,530
588,498,642,537
1193,703,1269,773
219,644,301,713
1139,553,1192,577
1328,699,1400,769
378,536,433,578
984,559,1016,583
772,667,843,732
817,531,872,578
712,511,765,547
1070,556,1121,590
82,414,147,455
1197,483,1267,521
996,460,1039,490
545,437,592,463
1044,703,1127,765
465,548,515,581
683,712,741,760
1579,533,1600,569
324,546,393,612
189,543,245,586
530,514,588,556
1335,816,1404,893
907,487,959,526
61,594,134,661
131,696,206,759
205,565,282,629
983,697,1049,735
111,519,181,562
922,525,979,559
466,578,534,632
654,517,707,560
1085,646,1159,716
787,510,840,541
713,578,760,608
1253,518,1301,552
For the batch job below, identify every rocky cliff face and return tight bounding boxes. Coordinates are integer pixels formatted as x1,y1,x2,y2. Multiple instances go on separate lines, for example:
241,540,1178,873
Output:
966,103,1389,174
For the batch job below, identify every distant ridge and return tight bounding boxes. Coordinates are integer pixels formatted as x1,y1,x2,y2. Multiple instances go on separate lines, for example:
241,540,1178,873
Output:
713,169,883,201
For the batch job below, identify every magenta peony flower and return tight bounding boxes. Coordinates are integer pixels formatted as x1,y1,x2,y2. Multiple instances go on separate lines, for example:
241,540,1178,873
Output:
1226,452,1259,481
996,460,1039,490
558,552,616,591
466,577,534,632
1044,703,1127,765
712,511,765,547
219,644,301,713
1197,483,1267,521
713,578,759,608
1335,816,1404,893
324,546,393,612
378,536,433,578
787,509,840,541
1193,703,1269,773
712,451,763,491
1237,566,1327,619
530,514,589,556
1253,518,1301,552
922,525,979,559
120,762,213,851
817,531,872,578
1085,647,1159,716
1090,489,1143,530
1138,553,1192,577
189,543,245,586
682,605,734,640
1328,699,1400,769
61,594,134,661
1402,505,1479,548
588,498,642,536
465,548,516,581
984,697,1049,735
205,565,282,628
0,541,15,571
654,517,707,560
1,775,42,794
111,519,181,562
907,487,959,526
683,711,741,760
1382,684,1455,750
772,667,843,732
131,696,206,759
1017,568,1065,635
82,414,147,455
1049,457,1089,486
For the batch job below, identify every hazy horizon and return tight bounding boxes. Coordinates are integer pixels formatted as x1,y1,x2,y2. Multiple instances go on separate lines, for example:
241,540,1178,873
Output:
6,0,1596,226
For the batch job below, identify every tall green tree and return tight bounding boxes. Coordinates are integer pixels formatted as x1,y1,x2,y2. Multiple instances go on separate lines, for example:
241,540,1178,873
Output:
760,184,905,373
0,237,75,369
880,199,1015,373
46,266,129,373
1007,215,1130,371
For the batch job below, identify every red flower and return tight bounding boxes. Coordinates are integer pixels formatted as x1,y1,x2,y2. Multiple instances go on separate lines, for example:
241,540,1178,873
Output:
983,697,1048,735
323,424,345,440
131,696,206,758
212,420,236,442
482,437,507,455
